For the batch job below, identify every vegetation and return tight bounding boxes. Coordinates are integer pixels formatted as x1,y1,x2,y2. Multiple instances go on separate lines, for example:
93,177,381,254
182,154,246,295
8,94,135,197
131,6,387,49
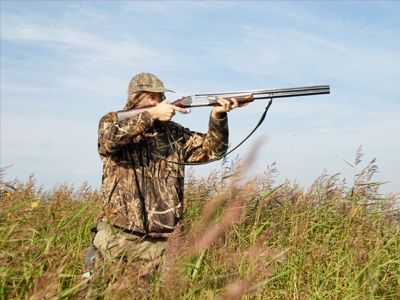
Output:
1,151,399,299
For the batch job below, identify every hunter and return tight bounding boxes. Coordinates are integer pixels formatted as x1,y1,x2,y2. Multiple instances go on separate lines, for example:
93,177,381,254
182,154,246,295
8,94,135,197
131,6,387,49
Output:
84,72,242,275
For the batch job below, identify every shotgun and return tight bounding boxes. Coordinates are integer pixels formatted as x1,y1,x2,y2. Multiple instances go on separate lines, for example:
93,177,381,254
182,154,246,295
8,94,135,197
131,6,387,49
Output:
117,85,330,121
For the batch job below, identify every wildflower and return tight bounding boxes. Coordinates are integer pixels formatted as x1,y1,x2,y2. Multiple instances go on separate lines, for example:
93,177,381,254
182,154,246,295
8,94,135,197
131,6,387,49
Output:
5,191,11,197
7,212,12,219
31,202,39,208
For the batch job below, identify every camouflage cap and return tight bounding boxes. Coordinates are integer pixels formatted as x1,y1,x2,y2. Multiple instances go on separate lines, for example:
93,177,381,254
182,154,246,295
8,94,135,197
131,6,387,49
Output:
128,72,174,96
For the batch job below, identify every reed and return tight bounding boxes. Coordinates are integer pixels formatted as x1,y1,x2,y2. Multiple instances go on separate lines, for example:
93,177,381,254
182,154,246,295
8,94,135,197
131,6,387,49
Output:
0,152,399,299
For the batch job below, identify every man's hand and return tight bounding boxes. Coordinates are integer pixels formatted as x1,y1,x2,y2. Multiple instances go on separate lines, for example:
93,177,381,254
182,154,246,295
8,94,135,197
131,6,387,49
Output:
148,100,187,121
211,98,242,119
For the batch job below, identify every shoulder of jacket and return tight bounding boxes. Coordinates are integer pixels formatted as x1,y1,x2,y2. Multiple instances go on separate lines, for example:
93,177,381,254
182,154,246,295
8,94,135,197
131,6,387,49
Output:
100,111,118,123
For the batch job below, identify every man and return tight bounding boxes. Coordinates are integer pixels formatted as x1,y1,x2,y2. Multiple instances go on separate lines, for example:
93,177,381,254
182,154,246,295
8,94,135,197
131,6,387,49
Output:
85,72,241,275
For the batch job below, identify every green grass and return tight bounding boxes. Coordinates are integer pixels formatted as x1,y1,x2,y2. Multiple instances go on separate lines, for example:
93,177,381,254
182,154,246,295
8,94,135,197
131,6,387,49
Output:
0,156,399,299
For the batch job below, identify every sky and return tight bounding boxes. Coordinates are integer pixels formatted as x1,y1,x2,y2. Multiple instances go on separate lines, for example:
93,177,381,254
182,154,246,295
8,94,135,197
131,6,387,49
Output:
1,1,399,195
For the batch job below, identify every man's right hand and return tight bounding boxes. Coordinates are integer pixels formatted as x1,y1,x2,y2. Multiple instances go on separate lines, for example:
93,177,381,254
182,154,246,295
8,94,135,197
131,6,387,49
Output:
147,100,187,121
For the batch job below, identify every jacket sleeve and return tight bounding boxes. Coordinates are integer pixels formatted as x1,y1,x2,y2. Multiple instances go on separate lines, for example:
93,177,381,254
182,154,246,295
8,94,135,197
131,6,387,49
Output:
183,112,229,163
98,110,153,156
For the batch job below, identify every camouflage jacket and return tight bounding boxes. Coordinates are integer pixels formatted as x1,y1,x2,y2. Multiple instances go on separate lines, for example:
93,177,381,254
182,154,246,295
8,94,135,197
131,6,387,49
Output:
98,110,228,237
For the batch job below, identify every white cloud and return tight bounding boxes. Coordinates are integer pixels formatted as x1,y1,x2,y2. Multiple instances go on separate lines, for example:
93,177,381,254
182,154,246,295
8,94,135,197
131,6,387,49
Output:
209,27,399,93
1,11,159,68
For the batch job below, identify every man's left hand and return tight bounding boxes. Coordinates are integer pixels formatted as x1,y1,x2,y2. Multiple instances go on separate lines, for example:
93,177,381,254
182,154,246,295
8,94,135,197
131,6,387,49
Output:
211,98,242,119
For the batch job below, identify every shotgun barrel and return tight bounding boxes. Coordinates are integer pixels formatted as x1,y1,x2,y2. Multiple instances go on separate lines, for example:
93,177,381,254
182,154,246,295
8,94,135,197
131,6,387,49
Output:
172,85,330,108
197,85,330,99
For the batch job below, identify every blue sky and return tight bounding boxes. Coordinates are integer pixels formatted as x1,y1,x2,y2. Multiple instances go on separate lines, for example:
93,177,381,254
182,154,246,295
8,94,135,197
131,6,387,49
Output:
1,1,399,194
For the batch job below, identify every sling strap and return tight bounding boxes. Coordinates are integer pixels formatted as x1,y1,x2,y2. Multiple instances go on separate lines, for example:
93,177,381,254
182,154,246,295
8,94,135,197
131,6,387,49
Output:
161,99,273,166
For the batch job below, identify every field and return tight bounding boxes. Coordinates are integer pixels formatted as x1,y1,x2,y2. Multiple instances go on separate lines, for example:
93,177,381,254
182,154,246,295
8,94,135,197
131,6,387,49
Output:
1,153,399,299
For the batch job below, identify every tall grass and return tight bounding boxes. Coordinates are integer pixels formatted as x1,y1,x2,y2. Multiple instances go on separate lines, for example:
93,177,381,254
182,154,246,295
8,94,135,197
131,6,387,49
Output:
0,153,399,299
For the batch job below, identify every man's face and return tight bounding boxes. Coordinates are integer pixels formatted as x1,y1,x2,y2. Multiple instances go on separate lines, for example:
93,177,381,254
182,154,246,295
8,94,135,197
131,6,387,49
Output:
131,92,165,109
145,92,163,106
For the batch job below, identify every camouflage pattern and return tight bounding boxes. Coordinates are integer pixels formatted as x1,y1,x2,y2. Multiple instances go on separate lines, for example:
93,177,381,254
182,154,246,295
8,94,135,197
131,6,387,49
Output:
128,73,174,98
98,108,228,238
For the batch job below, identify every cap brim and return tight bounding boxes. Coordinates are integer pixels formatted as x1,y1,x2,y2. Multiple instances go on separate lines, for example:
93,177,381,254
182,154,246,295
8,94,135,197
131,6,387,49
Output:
137,87,175,93
157,87,175,93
